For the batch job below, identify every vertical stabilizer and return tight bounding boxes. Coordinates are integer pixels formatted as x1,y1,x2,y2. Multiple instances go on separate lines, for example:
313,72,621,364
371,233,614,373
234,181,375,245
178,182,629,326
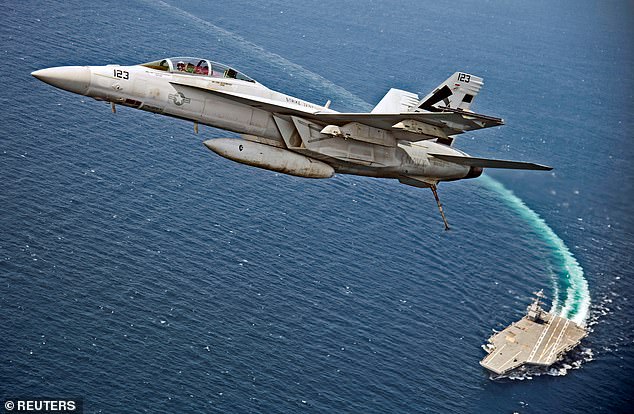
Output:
371,88,420,113
417,72,484,112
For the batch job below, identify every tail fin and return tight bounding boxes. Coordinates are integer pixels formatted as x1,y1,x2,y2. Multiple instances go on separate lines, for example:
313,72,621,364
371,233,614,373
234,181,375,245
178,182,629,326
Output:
430,153,552,171
417,72,483,112
371,88,420,113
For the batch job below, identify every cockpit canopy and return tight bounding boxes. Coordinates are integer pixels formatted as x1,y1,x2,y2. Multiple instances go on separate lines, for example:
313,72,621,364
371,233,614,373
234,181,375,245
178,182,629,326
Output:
140,57,255,82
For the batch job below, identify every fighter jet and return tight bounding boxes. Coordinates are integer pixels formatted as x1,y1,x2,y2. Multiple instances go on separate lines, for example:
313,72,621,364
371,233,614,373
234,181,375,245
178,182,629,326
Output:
32,56,551,229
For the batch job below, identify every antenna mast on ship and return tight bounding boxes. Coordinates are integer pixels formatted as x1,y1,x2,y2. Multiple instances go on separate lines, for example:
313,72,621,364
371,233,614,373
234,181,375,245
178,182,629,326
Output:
526,289,546,322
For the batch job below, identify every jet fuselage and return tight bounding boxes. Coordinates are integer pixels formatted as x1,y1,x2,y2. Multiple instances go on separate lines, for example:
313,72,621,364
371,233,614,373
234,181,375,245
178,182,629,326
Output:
33,57,550,229
32,60,475,182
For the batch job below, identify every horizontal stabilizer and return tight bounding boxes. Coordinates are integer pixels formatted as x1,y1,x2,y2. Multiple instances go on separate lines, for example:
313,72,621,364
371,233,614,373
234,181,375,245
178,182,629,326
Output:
430,154,552,171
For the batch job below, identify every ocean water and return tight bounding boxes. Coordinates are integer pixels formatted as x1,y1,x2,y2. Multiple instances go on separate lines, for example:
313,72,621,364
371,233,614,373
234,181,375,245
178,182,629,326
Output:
1,0,632,412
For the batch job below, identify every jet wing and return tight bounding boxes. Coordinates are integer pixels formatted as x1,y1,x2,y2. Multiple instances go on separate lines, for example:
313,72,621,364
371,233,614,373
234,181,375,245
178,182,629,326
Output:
170,81,322,117
171,81,503,137
312,109,503,136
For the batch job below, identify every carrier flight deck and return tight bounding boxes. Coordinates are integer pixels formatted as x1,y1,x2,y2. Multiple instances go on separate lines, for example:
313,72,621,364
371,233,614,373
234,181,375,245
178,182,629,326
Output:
480,290,587,376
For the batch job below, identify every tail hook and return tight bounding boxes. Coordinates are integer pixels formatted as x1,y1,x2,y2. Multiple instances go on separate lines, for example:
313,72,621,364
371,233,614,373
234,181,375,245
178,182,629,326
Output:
430,184,450,231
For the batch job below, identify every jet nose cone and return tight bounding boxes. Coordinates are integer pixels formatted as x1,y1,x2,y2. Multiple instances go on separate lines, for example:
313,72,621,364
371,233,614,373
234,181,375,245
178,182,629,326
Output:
32,66,91,95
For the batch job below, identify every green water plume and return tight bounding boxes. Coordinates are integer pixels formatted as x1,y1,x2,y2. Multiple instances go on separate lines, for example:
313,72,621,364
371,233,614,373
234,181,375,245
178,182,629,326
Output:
479,175,590,324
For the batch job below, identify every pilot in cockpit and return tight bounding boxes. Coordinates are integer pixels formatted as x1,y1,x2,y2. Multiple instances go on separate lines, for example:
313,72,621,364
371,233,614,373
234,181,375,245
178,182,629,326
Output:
176,61,186,72
195,65,209,75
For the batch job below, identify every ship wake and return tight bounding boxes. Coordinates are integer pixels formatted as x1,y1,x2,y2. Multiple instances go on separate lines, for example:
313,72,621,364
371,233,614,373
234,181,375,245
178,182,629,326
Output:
480,175,591,325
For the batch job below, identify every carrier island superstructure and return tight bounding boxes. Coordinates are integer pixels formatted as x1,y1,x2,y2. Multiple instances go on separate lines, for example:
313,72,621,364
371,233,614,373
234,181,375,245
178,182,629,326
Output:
480,290,587,377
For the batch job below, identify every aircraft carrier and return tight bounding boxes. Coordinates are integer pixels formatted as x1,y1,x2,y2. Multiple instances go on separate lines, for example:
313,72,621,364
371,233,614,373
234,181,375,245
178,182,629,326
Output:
480,290,587,377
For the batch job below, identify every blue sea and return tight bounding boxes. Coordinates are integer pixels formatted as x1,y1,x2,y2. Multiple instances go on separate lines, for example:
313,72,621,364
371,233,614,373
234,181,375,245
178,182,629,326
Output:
1,0,632,412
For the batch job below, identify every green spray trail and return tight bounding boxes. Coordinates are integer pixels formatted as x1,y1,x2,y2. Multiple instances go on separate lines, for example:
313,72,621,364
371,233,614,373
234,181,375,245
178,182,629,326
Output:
480,175,590,324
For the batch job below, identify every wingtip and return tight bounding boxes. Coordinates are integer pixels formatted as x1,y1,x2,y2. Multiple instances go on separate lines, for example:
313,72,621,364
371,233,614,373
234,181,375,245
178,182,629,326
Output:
531,163,553,171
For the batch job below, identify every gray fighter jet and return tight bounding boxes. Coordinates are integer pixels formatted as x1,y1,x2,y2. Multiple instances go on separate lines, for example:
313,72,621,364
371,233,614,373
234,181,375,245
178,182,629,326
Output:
32,57,551,229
